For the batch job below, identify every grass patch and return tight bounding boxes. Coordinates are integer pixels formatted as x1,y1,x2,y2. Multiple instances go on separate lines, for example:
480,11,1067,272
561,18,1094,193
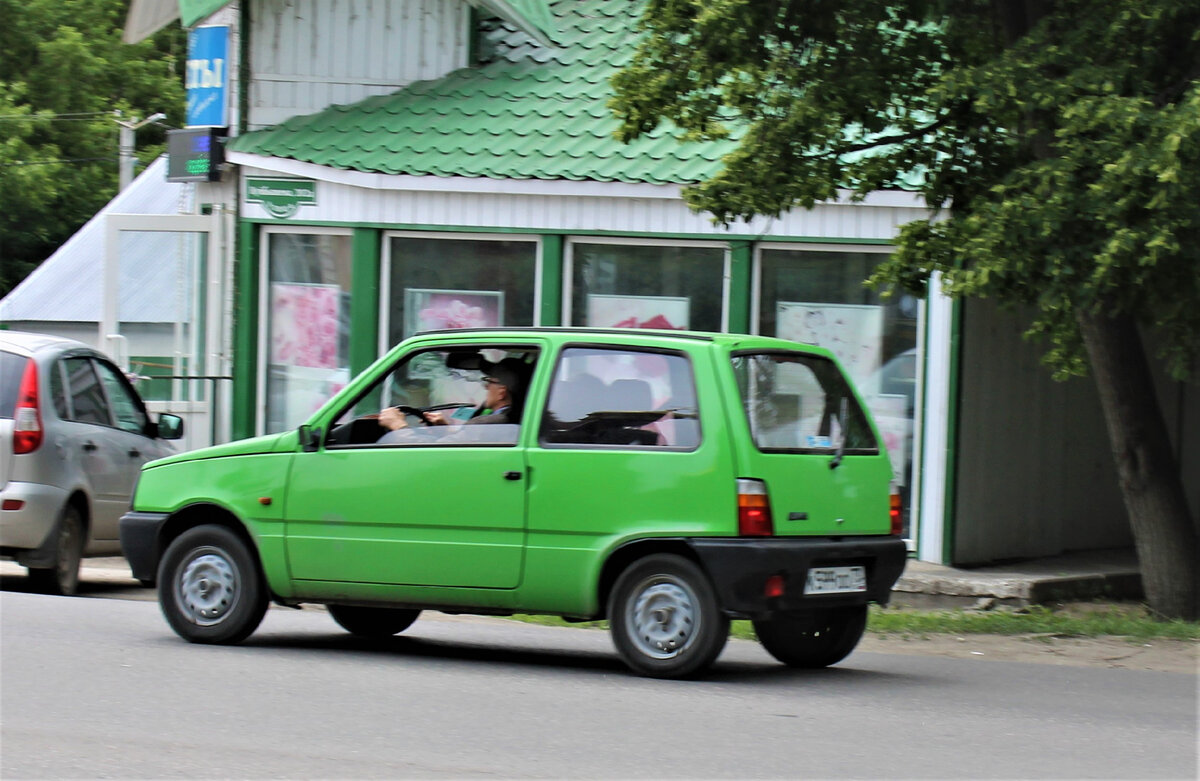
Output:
513,602,1200,642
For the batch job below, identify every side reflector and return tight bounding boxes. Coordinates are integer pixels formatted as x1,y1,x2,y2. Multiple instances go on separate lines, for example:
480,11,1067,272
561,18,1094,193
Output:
889,487,903,536
764,574,785,599
2,499,25,511
737,478,773,536
13,360,43,455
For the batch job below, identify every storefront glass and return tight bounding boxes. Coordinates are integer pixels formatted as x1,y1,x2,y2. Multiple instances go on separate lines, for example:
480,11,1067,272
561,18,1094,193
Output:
758,246,921,536
569,242,725,331
386,235,538,346
264,231,353,434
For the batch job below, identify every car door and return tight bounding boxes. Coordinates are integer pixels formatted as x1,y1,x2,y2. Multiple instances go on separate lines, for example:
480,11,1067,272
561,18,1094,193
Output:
58,356,127,540
282,341,541,589
90,359,161,540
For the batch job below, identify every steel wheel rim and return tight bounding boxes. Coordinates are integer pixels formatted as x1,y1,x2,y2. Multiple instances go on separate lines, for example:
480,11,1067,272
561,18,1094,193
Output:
177,547,240,626
625,575,700,660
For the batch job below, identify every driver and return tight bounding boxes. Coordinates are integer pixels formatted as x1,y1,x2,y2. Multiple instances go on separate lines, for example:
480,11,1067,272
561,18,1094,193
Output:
378,359,524,434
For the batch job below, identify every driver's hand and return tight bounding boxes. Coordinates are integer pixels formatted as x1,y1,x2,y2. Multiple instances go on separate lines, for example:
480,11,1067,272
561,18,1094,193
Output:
423,411,448,425
379,407,408,430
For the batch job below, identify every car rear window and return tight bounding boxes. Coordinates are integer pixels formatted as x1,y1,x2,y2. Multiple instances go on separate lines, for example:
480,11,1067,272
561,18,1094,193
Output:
0,351,29,419
731,351,878,454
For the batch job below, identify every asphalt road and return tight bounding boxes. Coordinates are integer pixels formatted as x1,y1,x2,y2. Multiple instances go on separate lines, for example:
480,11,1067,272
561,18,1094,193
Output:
2,590,1196,779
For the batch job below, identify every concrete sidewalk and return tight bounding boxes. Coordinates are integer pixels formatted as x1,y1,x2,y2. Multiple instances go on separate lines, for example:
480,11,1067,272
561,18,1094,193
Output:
4,549,1144,610
892,548,1142,608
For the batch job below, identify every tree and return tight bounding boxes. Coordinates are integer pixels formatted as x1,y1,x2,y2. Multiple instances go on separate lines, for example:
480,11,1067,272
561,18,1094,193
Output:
0,0,185,297
611,0,1199,619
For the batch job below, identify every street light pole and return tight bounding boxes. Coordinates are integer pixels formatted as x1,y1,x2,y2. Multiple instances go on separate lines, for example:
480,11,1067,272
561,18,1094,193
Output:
114,111,166,191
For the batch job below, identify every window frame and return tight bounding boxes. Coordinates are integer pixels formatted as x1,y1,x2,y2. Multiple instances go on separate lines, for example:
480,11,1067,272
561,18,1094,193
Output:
563,237,731,333
380,230,543,356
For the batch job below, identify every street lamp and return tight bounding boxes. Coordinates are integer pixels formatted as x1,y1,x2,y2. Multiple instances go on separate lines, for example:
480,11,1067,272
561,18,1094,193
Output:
114,111,166,191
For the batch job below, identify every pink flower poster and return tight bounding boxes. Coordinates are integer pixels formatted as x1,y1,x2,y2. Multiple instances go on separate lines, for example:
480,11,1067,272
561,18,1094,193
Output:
587,294,689,331
404,288,504,337
270,283,341,369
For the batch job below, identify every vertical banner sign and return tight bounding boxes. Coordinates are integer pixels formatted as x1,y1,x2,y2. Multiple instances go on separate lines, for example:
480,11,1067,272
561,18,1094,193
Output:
186,25,229,127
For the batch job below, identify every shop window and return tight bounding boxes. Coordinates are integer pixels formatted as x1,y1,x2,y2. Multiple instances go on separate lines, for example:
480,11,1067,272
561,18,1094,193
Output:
569,242,724,332
758,247,921,536
385,236,537,346
264,232,353,434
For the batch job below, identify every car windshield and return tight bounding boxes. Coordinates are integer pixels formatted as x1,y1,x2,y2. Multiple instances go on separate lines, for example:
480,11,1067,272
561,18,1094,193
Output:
731,351,877,453
0,351,29,419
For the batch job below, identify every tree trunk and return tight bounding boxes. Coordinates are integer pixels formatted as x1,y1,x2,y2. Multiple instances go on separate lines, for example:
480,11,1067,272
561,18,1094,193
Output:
1077,309,1198,620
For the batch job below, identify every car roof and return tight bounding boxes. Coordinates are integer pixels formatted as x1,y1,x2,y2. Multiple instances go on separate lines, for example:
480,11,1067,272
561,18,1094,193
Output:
404,327,825,354
0,329,95,358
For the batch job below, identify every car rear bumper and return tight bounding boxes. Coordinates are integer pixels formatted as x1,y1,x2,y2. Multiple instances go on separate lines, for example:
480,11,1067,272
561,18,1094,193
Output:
0,482,68,550
119,511,170,583
687,536,907,619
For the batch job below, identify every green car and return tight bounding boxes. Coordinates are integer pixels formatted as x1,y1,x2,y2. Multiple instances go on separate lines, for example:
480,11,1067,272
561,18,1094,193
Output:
121,328,906,678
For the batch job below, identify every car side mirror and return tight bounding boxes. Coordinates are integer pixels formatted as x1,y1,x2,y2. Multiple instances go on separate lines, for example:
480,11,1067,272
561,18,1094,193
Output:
156,413,184,440
299,424,322,453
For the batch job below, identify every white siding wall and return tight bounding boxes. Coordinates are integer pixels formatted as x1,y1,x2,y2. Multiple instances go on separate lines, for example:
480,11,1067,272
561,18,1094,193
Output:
248,0,469,129
236,168,929,239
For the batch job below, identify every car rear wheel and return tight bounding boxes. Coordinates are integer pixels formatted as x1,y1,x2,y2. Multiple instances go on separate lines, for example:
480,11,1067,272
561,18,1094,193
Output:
157,525,268,644
328,605,421,637
608,554,729,679
28,504,84,596
753,605,868,668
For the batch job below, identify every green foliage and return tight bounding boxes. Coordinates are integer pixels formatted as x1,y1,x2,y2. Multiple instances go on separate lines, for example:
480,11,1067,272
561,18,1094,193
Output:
0,0,186,297
611,0,1200,379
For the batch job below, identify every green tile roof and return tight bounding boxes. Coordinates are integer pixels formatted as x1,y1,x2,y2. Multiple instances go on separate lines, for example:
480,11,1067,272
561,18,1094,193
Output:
227,0,738,185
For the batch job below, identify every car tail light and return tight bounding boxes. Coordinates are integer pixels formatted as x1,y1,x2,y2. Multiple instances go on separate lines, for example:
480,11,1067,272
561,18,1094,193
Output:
13,360,43,455
889,485,903,536
737,478,773,536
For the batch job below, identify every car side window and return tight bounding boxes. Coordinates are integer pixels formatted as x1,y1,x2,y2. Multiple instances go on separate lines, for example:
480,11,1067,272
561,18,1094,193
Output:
49,360,71,419
93,360,149,435
326,346,538,448
539,347,700,450
63,357,112,426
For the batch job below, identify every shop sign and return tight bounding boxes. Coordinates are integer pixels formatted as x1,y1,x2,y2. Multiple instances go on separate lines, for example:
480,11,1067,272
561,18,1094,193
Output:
186,26,229,127
246,178,318,219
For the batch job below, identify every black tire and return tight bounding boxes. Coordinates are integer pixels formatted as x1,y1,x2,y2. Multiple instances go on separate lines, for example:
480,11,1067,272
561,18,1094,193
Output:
28,504,85,596
608,554,729,679
328,604,421,637
157,525,268,644
753,605,868,668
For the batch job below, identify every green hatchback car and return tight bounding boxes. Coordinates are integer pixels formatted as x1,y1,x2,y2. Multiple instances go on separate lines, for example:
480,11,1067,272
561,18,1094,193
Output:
121,328,906,678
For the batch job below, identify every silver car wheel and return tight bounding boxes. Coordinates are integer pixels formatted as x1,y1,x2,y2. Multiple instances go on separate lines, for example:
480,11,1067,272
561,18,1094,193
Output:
177,547,241,626
625,575,700,660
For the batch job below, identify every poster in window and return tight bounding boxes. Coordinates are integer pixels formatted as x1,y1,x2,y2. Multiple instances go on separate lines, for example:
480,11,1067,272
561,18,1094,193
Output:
587,294,689,330
776,302,883,386
270,282,341,369
404,288,504,337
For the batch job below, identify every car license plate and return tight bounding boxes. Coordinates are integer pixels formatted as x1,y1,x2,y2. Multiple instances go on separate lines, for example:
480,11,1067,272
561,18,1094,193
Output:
804,565,867,595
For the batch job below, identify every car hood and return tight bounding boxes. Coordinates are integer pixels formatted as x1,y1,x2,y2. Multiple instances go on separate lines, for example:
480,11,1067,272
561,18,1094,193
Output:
143,430,297,469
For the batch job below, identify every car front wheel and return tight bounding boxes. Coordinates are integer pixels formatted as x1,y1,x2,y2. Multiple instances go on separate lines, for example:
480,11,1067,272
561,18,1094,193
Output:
328,604,421,637
608,554,729,679
158,525,268,644
28,504,84,596
753,605,868,668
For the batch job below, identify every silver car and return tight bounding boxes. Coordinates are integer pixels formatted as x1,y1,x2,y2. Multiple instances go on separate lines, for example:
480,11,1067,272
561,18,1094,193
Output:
1,331,183,594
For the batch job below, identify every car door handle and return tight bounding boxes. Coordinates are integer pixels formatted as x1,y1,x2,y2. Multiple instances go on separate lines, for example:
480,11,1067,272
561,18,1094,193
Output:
82,440,97,452
504,471,523,481
128,448,141,458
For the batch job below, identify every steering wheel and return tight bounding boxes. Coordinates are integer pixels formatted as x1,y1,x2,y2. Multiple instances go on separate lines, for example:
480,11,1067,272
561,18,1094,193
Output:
394,405,435,426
